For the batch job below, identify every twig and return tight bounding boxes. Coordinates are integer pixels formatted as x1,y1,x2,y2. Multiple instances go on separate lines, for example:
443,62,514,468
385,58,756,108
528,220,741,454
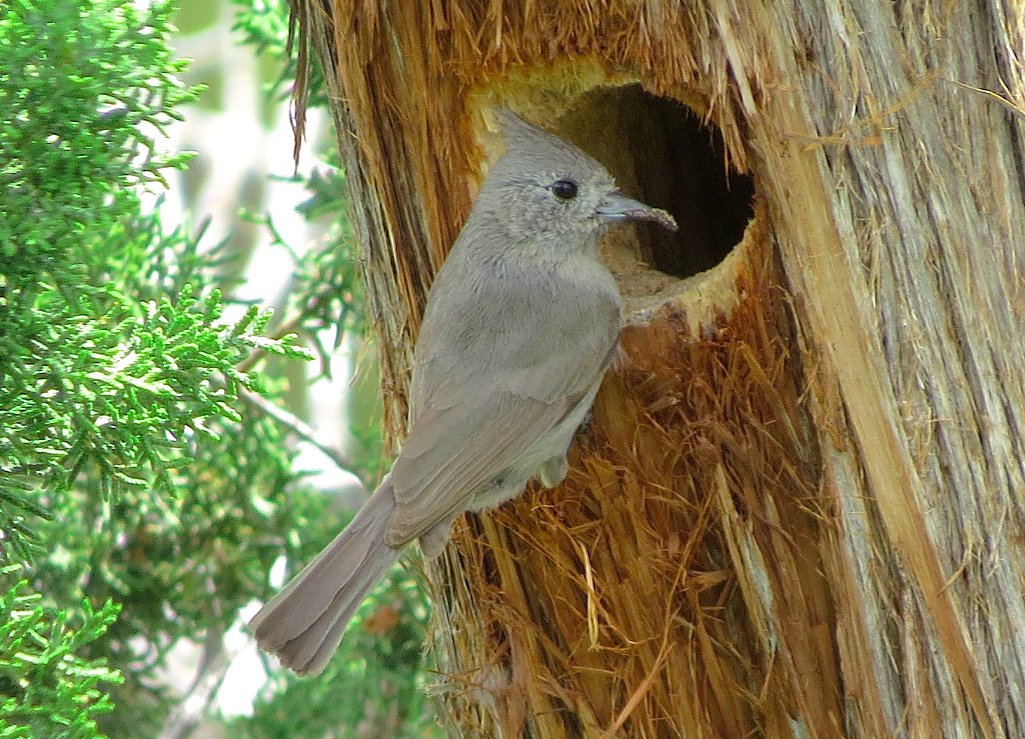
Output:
156,622,235,739
239,386,361,480
236,315,306,374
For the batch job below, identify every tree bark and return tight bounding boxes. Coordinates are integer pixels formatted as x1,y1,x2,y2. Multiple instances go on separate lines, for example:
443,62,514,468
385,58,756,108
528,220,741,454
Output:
294,0,1025,736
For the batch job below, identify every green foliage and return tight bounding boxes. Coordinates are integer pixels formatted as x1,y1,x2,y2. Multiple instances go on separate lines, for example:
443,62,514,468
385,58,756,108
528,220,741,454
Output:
232,0,327,106
0,0,316,736
0,567,123,739
256,158,367,367
0,0,194,279
232,0,290,61
1,0,436,735
0,0,311,560
31,398,316,738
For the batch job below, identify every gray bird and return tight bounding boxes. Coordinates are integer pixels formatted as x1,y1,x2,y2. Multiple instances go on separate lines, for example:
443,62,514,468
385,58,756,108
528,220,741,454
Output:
249,112,677,675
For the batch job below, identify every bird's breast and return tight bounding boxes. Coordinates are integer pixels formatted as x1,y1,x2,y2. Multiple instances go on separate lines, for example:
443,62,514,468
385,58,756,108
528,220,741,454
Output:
407,252,621,422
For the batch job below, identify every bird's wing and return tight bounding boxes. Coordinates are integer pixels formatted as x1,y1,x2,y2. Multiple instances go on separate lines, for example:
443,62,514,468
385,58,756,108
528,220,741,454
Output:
385,342,612,546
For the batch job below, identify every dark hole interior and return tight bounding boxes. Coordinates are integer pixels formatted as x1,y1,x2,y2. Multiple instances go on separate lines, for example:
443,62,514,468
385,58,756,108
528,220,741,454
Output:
560,84,755,280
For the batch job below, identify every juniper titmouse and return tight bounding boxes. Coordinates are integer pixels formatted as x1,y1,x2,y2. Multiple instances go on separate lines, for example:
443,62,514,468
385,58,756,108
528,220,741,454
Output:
250,112,678,675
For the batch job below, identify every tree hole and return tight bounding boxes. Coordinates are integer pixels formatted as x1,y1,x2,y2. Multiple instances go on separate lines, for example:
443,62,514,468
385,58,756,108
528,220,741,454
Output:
553,84,754,281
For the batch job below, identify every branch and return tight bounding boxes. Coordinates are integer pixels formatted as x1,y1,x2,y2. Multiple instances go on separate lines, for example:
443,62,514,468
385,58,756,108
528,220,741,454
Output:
239,386,361,481
156,622,235,739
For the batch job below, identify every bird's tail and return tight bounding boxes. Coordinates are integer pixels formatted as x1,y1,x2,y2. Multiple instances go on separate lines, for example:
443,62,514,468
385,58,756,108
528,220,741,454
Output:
249,475,401,675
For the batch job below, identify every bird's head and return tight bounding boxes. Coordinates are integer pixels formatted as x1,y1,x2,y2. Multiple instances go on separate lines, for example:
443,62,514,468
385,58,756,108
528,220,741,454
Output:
473,112,677,249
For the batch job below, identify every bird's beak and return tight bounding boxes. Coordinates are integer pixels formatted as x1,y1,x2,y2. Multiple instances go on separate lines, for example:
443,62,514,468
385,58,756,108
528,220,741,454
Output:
598,191,678,232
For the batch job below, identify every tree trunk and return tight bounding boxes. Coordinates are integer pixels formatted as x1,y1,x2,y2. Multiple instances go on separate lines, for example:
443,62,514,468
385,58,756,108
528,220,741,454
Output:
292,1,1025,737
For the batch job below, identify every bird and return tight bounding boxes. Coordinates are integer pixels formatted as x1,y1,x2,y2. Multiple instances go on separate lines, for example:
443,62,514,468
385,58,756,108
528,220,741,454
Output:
249,111,678,675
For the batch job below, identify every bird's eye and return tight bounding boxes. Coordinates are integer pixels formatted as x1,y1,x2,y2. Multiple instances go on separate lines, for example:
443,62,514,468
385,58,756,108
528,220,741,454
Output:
551,179,578,200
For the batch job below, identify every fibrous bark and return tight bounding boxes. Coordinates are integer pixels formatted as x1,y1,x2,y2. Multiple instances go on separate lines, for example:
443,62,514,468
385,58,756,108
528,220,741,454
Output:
293,1,1025,737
